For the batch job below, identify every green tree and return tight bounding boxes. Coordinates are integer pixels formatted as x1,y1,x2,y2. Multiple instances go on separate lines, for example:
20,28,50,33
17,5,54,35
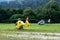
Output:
35,7,42,19
0,8,8,20
23,7,35,19
10,14,22,19
17,8,23,14
45,0,60,23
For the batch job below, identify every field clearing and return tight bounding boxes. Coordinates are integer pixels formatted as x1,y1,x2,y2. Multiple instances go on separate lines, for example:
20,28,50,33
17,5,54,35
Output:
0,23,60,40
0,23,60,32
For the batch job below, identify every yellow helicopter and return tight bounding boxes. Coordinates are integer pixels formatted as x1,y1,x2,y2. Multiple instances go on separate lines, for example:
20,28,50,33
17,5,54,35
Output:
16,17,30,29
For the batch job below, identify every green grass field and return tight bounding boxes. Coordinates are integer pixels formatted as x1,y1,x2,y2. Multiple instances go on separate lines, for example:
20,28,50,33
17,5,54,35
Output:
0,23,60,40
0,23,60,32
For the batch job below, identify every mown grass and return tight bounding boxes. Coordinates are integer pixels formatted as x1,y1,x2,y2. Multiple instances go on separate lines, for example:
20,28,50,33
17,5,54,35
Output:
0,23,60,32
0,23,15,30
0,23,60,40
24,23,60,32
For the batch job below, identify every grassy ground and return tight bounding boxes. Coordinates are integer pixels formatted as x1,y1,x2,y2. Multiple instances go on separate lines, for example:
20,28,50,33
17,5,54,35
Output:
25,23,60,32
0,23,60,32
0,23,60,40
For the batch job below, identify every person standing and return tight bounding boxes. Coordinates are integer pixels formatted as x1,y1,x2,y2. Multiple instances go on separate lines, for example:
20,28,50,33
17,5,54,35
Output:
25,16,30,27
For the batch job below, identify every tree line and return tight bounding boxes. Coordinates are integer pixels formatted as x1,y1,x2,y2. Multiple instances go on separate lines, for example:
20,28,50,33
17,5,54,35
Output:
0,0,60,23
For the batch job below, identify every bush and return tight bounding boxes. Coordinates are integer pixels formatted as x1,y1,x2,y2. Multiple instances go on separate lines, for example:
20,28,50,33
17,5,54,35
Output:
10,14,22,19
